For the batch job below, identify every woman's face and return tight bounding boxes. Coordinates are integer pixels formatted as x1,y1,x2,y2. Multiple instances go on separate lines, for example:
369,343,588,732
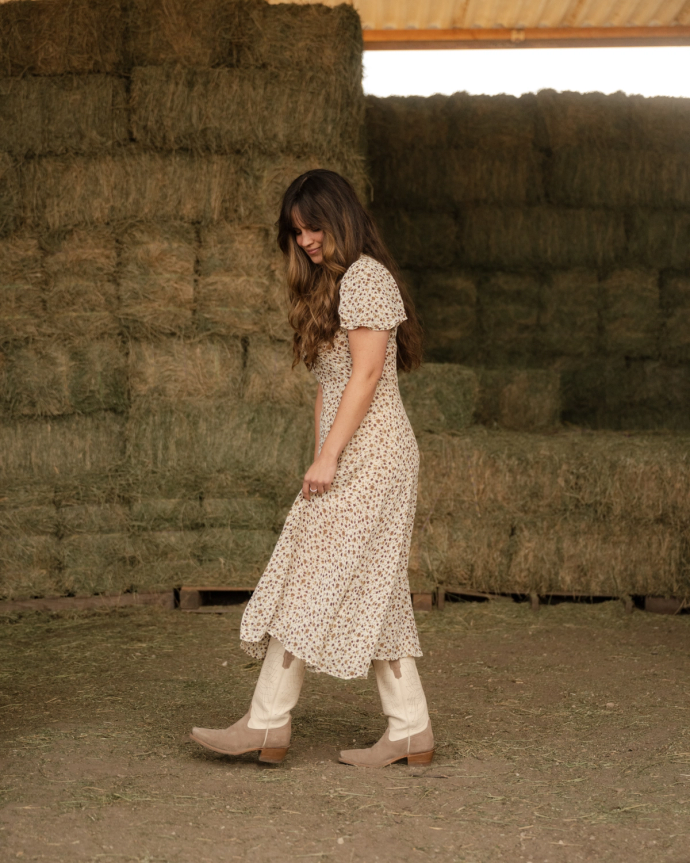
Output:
294,216,324,264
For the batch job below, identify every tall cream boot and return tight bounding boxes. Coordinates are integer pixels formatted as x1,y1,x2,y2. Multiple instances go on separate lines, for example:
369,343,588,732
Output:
339,657,434,768
191,637,305,764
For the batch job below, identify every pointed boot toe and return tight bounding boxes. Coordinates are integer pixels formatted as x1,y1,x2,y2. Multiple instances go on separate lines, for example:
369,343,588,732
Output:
339,722,434,768
190,713,291,762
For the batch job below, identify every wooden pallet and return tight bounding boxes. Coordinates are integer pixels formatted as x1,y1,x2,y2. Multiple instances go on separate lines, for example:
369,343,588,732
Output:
0,591,174,613
437,587,688,615
179,586,255,611
179,586,436,613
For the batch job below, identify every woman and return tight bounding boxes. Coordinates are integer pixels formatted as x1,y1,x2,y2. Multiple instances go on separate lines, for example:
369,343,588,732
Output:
191,169,433,768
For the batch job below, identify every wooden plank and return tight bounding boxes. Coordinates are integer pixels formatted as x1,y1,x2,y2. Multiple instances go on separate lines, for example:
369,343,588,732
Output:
436,587,445,611
179,588,201,610
363,26,690,50
0,591,174,613
644,597,687,615
412,592,433,612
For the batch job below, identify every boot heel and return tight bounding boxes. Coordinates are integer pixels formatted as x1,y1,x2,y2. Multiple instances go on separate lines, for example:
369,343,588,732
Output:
407,749,434,765
259,747,289,764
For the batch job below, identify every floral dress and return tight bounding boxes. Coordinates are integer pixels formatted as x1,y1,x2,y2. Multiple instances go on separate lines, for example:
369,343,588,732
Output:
240,255,422,679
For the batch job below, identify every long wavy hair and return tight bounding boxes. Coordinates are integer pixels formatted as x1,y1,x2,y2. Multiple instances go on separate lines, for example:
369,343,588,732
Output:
277,169,423,372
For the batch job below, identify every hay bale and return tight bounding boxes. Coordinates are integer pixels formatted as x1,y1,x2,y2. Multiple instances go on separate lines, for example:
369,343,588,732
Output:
251,2,362,75
130,66,362,160
372,210,458,271
119,223,196,337
0,533,60,575
58,503,128,535
130,529,197,566
0,563,63,601
445,92,536,149
539,269,599,358
629,209,690,270
603,360,690,431
409,514,513,591
0,76,128,157
125,400,313,497
244,336,316,407
409,271,477,363
0,0,123,76
476,369,561,431
661,275,690,363
535,89,631,149
601,269,659,358
508,518,689,596
130,499,204,532
127,0,362,74
366,95,452,164
0,152,19,237
197,223,288,338
0,534,61,600
370,145,542,211
415,429,690,528
0,339,127,418
549,149,690,209
129,338,243,401
478,272,540,363
126,0,255,67
42,226,119,341
0,504,58,536
196,526,278,572
398,363,478,435
202,497,276,530
0,344,72,418
20,152,241,230
460,206,626,269
628,94,690,152
0,232,45,343
0,411,124,483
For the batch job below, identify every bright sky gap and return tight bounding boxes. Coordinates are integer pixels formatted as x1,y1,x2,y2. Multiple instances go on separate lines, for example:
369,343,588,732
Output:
363,47,690,99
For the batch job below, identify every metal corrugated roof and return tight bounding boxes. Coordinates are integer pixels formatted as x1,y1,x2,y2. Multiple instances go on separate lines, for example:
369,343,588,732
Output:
268,0,690,46
269,0,690,30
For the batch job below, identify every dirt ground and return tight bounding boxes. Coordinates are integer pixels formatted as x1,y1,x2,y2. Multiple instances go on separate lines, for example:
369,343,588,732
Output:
1,599,689,863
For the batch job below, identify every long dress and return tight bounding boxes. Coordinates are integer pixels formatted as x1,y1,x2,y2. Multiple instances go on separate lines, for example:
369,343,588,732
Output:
239,254,422,679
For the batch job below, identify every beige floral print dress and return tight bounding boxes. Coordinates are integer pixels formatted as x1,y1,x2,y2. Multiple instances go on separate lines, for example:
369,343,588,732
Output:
240,255,422,680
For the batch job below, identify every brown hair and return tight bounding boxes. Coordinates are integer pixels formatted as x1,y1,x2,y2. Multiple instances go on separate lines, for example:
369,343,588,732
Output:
277,169,422,372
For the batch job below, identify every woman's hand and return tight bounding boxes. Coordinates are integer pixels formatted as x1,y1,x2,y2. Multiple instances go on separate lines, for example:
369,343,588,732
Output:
302,452,338,500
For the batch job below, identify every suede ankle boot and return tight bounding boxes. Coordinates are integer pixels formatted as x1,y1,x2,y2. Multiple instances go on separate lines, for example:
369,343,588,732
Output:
339,657,434,768
191,637,305,763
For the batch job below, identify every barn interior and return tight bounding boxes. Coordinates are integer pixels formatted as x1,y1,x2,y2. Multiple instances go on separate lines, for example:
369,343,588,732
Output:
0,1,689,861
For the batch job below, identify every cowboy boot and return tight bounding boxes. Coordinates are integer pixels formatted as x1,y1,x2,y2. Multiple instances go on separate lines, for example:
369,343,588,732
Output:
191,637,305,763
339,656,434,768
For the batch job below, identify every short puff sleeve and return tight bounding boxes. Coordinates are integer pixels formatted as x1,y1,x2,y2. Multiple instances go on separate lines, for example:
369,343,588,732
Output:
338,256,407,331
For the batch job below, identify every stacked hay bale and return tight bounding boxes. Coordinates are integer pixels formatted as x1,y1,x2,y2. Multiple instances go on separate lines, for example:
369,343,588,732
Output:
370,91,690,599
0,0,363,601
367,90,690,432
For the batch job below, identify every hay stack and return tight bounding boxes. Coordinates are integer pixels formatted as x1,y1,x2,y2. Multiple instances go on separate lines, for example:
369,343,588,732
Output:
0,0,364,600
411,429,690,596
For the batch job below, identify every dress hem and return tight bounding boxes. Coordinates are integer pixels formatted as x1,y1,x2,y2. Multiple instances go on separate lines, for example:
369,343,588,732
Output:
240,631,423,681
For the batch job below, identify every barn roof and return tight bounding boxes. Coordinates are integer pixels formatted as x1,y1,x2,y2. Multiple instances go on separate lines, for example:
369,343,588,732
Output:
267,0,690,48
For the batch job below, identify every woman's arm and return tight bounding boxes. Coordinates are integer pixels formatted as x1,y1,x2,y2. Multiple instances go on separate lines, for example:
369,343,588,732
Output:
314,383,323,461
302,327,389,500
